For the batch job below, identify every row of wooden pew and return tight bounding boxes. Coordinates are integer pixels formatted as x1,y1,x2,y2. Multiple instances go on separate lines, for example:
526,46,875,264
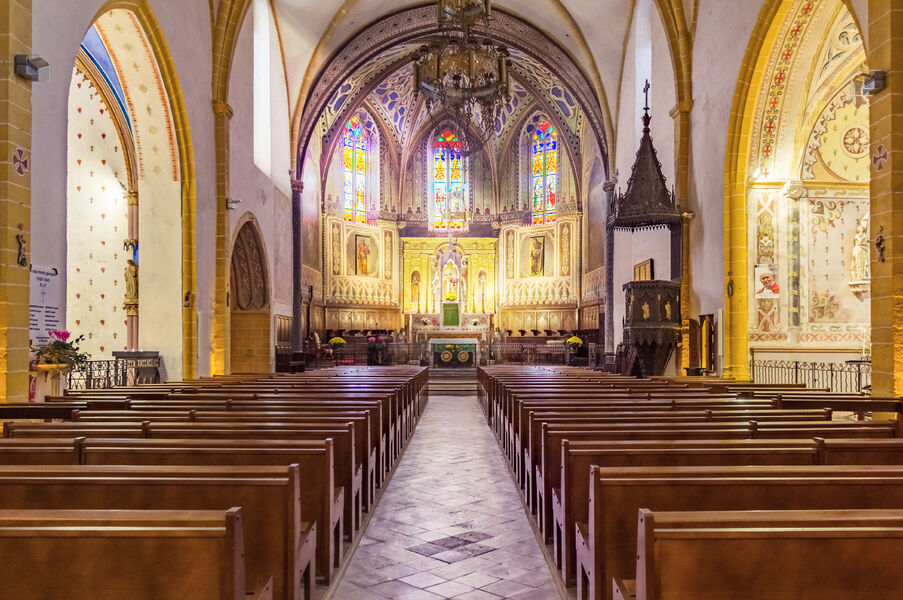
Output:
477,365,903,600
0,365,428,600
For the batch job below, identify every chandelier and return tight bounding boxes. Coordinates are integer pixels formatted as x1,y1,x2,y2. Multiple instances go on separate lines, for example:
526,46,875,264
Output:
412,0,511,143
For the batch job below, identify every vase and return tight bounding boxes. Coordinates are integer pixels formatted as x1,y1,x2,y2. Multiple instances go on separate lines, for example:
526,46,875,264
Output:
33,364,70,402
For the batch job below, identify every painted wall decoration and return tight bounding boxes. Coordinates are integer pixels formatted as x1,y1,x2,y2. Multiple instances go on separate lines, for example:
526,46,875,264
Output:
506,230,515,279
802,81,869,183
529,236,545,277
383,230,393,279
66,65,129,357
755,264,780,298
560,223,571,277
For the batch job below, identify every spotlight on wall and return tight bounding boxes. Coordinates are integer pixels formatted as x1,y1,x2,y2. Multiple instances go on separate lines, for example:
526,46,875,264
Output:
14,55,50,82
225,197,242,210
855,71,886,96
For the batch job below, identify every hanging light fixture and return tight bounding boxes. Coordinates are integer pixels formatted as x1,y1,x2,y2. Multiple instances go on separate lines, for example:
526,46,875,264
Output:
412,0,511,147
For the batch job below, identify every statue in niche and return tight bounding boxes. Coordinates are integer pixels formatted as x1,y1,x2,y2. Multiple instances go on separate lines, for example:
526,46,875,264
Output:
15,231,27,267
124,259,139,303
430,258,441,312
529,236,545,277
461,257,469,306
850,214,870,282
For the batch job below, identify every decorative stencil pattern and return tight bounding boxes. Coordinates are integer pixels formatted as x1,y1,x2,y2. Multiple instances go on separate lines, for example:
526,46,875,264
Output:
801,81,869,183
67,66,129,357
370,65,417,144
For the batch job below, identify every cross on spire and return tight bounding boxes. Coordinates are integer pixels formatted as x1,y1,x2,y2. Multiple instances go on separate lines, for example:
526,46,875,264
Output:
643,79,651,111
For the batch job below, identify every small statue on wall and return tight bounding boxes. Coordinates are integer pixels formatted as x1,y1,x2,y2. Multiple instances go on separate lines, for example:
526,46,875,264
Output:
124,259,139,303
850,214,870,282
15,226,27,267
430,257,440,312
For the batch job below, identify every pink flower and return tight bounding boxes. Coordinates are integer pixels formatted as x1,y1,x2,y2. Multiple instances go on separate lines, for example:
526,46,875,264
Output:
49,330,71,341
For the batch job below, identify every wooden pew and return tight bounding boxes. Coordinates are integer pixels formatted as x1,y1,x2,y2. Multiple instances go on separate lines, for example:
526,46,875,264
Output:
554,439,820,584
0,507,272,600
0,438,81,464
0,465,311,600
80,438,336,587
617,508,903,600
576,464,903,600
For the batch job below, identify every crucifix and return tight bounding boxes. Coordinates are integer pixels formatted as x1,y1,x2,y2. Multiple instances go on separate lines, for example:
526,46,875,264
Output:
643,79,651,111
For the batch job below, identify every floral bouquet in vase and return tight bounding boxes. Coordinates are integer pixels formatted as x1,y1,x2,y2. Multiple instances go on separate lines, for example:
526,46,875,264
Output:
565,335,583,353
34,330,90,369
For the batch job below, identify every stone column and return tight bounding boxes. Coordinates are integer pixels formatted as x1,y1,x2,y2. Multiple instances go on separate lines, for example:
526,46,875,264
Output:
0,0,33,402
868,0,903,396
603,180,615,353
212,100,233,374
123,190,139,350
291,179,304,352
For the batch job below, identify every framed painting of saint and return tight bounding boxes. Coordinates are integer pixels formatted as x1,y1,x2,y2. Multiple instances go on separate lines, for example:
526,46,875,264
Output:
355,235,372,275
529,236,545,277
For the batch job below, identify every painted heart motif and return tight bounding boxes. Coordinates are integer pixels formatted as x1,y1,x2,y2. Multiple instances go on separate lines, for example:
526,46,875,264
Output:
101,186,105,192
99,109,104,114
77,159,81,165
124,320,128,326
100,294,105,299
76,320,80,325
100,267,105,273
100,346,104,351
101,133,106,139
100,240,106,245
101,159,106,165
77,133,82,139
77,83,82,88
77,107,82,113
100,320,105,325
76,294,81,299
76,269,80,273
76,186,81,191
101,213,106,219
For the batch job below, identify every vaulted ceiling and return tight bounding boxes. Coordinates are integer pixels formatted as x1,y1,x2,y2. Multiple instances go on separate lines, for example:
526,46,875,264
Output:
270,0,642,158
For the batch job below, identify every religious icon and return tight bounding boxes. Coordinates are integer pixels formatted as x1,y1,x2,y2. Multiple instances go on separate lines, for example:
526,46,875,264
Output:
355,235,372,275
850,214,870,282
754,264,780,298
529,236,545,277
124,259,139,303
411,271,421,312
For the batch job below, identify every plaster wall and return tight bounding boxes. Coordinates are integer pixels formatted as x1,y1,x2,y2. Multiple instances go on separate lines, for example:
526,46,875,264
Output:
610,2,676,352
228,5,294,354
31,0,216,378
688,1,762,336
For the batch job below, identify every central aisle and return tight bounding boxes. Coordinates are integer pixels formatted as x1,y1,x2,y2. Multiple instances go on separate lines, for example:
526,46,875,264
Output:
332,392,562,600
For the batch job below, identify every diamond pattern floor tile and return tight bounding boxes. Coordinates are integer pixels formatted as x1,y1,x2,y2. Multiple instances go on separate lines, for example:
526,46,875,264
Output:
330,392,562,599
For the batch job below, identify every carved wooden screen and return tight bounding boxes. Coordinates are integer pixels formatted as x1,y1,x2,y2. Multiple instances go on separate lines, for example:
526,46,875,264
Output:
230,222,268,311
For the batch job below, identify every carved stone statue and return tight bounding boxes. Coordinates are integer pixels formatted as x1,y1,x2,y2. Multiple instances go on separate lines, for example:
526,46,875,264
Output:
850,214,870,282
124,259,139,303
429,258,441,312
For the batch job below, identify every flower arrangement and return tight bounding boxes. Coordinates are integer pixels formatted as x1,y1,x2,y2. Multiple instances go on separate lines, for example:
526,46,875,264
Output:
328,337,346,348
444,343,463,353
421,317,431,326
565,335,583,351
444,291,458,302
34,330,90,368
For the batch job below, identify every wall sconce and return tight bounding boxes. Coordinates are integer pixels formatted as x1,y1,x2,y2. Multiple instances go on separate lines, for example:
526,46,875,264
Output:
14,55,50,82
225,197,242,210
855,71,886,96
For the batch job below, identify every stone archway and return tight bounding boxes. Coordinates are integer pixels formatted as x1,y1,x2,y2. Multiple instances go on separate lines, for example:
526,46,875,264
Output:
229,220,272,373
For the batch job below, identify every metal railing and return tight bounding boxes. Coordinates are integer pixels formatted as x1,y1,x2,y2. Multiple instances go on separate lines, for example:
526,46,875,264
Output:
751,359,871,394
67,357,162,390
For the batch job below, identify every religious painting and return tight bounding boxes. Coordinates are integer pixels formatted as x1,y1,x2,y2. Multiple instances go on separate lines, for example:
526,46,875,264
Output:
355,235,373,275
754,264,780,298
633,259,654,281
529,236,545,277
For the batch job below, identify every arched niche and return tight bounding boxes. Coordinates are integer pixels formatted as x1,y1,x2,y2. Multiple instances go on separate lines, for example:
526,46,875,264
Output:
229,218,272,373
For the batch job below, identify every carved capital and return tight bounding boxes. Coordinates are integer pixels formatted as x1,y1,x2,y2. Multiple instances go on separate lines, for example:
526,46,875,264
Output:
125,191,139,205
291,179,304,193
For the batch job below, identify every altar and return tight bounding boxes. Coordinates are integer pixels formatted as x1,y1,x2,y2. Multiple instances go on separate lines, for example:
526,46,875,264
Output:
429,337,479,368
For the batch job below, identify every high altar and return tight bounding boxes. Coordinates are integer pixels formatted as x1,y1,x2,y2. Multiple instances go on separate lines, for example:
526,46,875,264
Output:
402,237,497,341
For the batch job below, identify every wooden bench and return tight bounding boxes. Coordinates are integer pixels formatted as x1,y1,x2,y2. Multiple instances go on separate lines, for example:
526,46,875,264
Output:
79,438,333,586
554,439,820,584
0,507,273,600
0,464,312,600
616,508,903,600
576,465,903,600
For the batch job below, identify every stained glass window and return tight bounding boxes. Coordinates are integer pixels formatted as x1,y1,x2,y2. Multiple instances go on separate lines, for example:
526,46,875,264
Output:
531,121,558,225
343,117,367,223
433,131,466,230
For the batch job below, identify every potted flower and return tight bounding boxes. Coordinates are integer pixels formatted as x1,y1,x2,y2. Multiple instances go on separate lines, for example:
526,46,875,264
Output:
444,291,458,302
565,335,583,364
328,336,346,365
32,330,90,400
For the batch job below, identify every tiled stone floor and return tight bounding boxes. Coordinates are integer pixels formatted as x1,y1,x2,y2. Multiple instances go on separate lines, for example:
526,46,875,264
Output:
331,393,562,599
